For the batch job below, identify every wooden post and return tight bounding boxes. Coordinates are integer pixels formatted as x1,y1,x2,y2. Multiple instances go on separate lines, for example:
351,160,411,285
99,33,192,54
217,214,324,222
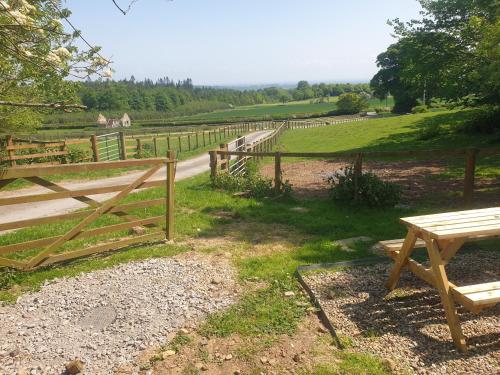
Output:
188,134,191,150
119,132,127,160
166,150,175,241
353,153,363,202
220,143,228,170
153,137,158,157
60,141,68,164
463,148,478,206
208,131,212,144
203,132,206,146
167,136,171,151
209,150,218,179
135,138,142,159
178,136,182,152
90,134,99,162
196,132,199,148
6,135,16,167
274,152,281,194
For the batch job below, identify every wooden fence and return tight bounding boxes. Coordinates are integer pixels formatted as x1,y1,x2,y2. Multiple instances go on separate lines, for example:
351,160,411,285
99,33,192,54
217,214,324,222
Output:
287,116,365,129
211,147,500,205
1,135,89,167
0,156,175,270
209,121,288,177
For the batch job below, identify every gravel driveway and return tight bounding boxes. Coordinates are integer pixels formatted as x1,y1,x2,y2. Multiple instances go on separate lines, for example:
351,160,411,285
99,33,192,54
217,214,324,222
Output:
0,256,236,375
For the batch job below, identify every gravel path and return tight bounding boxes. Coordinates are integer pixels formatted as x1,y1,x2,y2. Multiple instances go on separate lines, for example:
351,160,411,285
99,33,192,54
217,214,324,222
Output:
0,257,236,375
302,250,500,375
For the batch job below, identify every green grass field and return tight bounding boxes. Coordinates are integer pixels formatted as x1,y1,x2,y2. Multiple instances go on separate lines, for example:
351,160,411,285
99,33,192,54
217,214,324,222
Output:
37,97,394,132
276,109,497,153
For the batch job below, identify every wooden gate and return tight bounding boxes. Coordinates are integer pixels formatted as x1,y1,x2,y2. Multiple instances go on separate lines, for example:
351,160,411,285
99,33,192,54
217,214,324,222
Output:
0,156,175,270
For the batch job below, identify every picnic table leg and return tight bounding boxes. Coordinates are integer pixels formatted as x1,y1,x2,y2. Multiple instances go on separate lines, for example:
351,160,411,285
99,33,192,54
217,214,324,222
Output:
386,229,418,290
426,238,467,352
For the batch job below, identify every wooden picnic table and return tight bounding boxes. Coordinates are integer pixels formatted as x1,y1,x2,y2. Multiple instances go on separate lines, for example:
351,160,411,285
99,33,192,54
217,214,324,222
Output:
383,207,500,352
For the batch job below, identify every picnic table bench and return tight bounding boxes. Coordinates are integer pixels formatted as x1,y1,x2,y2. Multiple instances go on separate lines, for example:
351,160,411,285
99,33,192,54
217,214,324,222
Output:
380,207,500,352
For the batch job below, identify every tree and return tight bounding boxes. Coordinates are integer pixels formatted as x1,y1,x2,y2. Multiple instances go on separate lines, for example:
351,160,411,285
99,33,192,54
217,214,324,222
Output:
371,0,500,112
0,0,110,131
336,93,368,114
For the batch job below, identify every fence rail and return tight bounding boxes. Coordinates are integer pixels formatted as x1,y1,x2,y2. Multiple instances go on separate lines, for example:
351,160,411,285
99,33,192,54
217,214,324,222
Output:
211,146,500,205
0,156,176,270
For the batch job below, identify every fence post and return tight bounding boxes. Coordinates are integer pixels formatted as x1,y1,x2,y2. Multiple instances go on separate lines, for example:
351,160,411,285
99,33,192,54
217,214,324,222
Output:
178,136,182,152
166,150,175,241
353,153,363,202
6,135,16,167
90,134,99,162
119,132,127,160
153,137,158,157
136,138,142,158
209,150,218,179
274,152,281,194
188,134,191,150
203,132,206,147
167,136,171,151
463,148,478,206
220,143,228,170
196,132,199,148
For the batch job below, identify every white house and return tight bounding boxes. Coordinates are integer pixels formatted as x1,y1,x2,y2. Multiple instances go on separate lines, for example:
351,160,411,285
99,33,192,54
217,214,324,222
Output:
97,113,132,128
120,113,131,127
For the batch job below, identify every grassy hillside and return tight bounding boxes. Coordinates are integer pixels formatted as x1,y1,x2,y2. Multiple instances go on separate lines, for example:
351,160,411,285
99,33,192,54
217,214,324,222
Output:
276,109,498,153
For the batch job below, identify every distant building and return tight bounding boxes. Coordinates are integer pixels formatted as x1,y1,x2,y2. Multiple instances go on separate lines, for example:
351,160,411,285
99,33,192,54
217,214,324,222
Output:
97,113,107,126
97,113,132,128
120,113,131,127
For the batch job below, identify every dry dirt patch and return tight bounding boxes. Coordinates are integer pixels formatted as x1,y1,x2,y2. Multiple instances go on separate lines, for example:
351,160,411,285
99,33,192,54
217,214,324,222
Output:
150,313,343,375
302,250,500,375
260,160,500,205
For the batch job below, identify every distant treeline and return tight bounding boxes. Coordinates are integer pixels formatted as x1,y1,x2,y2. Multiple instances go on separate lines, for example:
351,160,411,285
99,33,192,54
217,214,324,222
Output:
44,78,372,124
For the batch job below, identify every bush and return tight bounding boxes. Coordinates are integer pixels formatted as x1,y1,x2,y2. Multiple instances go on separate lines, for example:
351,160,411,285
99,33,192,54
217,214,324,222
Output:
67,147,90,163
213,161,292,198
416,123,442,140
327,165,401,207
458,106,500,134
336,93,368,115
411,105,428,114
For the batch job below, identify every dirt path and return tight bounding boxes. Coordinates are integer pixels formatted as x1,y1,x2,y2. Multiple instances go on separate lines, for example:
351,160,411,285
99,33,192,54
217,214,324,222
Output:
0,130,272,225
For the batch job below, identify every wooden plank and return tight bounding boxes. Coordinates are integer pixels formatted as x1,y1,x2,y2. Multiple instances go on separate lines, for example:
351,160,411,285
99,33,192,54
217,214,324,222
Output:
0,179,165,206
411,214,500,229
453,282,500,295
6,143,65,150
432,223,500,239
423,219,500,234
386,229,418,290
166,151,175,240
25,165,163,268
452,284,500,307
0,216,164,255
426,239,467,352
0,257,27,270
9,150,68,161
401,207,500,225
0,199,165,231
36,231,165,268
0,158,168,179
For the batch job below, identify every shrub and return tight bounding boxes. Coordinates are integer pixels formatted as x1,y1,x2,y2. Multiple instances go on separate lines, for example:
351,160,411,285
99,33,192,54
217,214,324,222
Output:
336,93,368,114
213,161,292,198
416,123,442,140
458,105,500,134
327,165,401,207
67,147,90,163
411,105,428,114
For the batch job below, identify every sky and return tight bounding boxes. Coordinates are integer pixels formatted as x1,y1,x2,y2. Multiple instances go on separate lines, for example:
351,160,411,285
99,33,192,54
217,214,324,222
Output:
66,0,423,86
